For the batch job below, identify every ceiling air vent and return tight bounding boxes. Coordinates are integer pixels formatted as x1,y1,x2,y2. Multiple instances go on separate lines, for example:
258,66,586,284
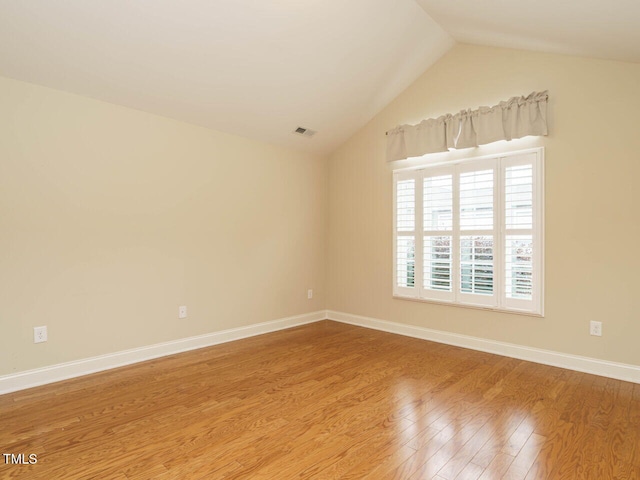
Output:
293,126,316,138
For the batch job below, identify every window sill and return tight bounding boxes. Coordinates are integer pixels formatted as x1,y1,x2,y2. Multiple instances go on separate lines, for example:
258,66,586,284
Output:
392,294,544,318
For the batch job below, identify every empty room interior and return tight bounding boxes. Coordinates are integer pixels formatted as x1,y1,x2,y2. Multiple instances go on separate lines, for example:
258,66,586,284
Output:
1,1,639,479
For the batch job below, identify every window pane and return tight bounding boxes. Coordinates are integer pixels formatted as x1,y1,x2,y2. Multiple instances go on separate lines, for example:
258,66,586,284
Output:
460,236,494,295
396,237,415,288
396,179,415,232
424,236,451,291
424,175,452,231
505,235,533,300
460,170,493,230
505,165,533,229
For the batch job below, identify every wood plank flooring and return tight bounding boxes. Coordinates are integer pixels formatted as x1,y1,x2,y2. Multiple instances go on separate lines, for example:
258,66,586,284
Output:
1,320,638,479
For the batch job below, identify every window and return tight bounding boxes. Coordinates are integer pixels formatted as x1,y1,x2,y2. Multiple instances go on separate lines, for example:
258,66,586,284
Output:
393,148,544,315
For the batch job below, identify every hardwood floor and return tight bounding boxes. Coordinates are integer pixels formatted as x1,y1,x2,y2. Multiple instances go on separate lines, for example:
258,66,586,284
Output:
1,320,638,479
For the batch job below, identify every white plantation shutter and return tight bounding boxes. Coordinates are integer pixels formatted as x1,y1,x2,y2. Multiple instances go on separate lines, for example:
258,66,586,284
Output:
423,172,453,301
396,179,415,233
505,164,533,230
423,174,453,231
502,153,541,312
459,169,494,231
393,148,543,315
394,175,418,296
460,236,494,295
504,163,533,301
505,235,533,299
424,236,452,293
457,163,497,307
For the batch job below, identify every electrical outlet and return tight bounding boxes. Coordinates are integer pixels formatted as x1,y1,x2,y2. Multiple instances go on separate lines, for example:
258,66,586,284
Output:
590,321,602,337
178,305,187,319
307,289,313,299
34,326,48,343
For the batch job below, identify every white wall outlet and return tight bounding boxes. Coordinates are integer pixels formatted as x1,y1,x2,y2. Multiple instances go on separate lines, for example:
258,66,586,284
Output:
307,289,313,299
34,326,48,343
178,305,187,319
590,321,602,336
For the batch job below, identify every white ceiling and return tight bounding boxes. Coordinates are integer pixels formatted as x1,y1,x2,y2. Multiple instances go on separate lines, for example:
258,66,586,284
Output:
415,0,640,64
1,1,639,155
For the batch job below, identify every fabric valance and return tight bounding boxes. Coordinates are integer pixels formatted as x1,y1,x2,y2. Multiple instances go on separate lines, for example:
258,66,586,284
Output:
386,91,548,162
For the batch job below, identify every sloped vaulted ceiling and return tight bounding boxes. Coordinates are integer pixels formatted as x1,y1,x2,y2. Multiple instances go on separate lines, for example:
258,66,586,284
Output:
0,0,638,154
0,0,453,154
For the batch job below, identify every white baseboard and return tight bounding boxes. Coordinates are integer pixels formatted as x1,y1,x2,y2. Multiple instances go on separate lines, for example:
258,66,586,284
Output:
0,310,326,395
327,310,640,384
4,309,638,395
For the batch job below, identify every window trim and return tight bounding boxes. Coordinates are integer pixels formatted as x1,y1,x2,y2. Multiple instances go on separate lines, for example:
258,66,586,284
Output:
392,147,544,317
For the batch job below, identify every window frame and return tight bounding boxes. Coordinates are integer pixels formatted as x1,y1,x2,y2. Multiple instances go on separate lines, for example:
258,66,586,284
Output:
392,147,544,316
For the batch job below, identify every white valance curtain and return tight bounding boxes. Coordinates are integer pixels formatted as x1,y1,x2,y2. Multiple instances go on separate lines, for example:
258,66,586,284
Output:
386,91,548,162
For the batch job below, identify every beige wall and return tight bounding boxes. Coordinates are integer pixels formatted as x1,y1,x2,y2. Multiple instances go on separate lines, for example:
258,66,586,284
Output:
0,76,327,375
327,44,640,366
3,43,640,378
